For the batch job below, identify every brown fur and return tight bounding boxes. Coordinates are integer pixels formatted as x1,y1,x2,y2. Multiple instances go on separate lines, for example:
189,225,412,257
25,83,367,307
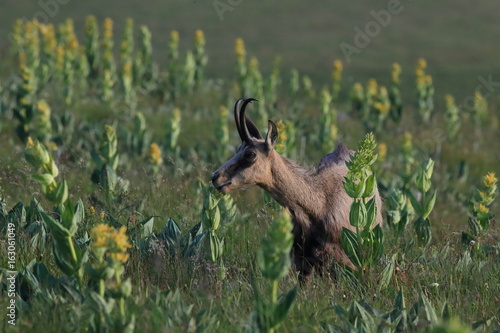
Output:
212,98,382,281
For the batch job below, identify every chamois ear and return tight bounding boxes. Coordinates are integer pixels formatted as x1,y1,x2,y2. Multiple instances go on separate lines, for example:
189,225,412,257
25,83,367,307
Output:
265,120,278,154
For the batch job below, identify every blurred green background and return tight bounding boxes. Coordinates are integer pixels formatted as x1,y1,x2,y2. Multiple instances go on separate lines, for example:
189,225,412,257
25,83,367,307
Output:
1,0,499,99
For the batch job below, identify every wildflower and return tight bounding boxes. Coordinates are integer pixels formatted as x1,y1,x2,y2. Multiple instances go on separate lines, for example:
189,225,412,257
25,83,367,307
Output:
37,100,50,116
332,60,343,81
378,143,387,162
353,82,363,92
24,138,51,167
111,226,132,251
444,94,454,107
391,63,401,83
103,18,113,40
235,38,245,59
417,58,427,69
26,137,35,149
148,143,162,165
249,56,259,69
483,172,497,188
110,252,130,263
374,102,390,115
194,29,205,46
333,59,343,72
367,79,378,96
429,282,439,288
478,204,489,214
170,30,179,43
90,223,114,249
89,206,96,215
329,124,338,142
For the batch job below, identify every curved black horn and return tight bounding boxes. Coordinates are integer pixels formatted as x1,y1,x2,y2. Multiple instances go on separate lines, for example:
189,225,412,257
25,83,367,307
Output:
233,98,245,141
240,98,263,141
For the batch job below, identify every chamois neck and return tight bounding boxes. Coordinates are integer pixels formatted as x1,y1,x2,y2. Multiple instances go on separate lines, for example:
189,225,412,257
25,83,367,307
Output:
259,151,325,216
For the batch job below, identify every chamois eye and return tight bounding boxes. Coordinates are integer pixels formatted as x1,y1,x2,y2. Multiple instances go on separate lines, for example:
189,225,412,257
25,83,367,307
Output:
244,150,256,160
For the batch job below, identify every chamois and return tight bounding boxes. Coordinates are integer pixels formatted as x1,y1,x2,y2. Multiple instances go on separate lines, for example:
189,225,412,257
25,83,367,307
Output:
212,98,382,280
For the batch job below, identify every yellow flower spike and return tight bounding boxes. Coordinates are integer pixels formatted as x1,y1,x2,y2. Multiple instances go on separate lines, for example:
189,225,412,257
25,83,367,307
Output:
235,38,246,58
444,94,454,107
367,78,378,90
478,204,489,214
122,61,132,74
111,252,130,263
167,30,177,44
329,124,339,141
424,75,433,84
378,143,387,161
332,59,343,72
249,56,259,69
18,52,27,67
26,137,35,149
392,62,401,75
111,226,132,251
417,58,427,70
20,97,30,106
103,18,113,38
89,206,96,215
483,172,497,188
195,29,205,46
219,105,228,118
353,82,363,92
148,143,162,165
415,68,424,78
379,86,388,97
37,100,50,116
474,91,484,101
173,107,181,119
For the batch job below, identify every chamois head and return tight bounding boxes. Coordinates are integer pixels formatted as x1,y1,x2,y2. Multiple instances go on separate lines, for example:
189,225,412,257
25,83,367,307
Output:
212,98,278,193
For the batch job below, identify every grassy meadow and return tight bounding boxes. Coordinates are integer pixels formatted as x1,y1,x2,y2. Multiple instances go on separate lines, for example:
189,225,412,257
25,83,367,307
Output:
0,1,499,332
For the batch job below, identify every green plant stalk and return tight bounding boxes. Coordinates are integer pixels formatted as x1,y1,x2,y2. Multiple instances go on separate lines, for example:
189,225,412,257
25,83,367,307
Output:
67,235,83,288
99,278,105,298
269,279,279,333
116,271,125,318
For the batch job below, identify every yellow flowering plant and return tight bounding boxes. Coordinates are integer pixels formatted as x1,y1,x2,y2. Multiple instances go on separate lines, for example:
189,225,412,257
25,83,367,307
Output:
88,223,133,321
444,94,461,140
332,59,343,101
148,143,163,174
463,172,497,246
389,63,403,122
415,58,434,122
24,138,87,288
193,29,207,85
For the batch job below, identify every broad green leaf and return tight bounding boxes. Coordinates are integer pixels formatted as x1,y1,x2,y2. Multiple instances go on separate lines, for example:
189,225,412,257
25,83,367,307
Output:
414,217,432,247
372,225,384,262
407,190,423,217
341,227,361,268
423,190,437,219
49,158,59,177
72,199,85,227
349,200,366,228
272,286,298,327
140,216,155,238
379,253,397,291
40,211,70,239
31,173,55,186
53,180,68,205
362,173,377,198
365,197,378,229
